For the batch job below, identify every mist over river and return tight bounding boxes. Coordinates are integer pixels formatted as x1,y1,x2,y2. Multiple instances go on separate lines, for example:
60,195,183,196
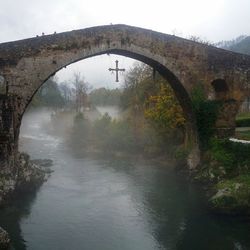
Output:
0,109,250,250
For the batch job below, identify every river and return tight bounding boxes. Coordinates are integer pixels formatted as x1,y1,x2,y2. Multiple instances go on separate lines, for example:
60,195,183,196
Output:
0,109,250,250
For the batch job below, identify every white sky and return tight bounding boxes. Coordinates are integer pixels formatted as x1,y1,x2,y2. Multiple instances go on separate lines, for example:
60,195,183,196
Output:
1,0,249,88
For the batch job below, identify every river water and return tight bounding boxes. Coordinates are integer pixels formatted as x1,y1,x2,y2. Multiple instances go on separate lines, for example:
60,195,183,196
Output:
0,109,250,250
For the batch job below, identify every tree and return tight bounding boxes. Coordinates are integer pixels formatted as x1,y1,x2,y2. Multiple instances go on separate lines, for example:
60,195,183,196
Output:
30,76,65,109
72,72,92,112
145,84,185,131
69,112,91,152
59,82,74,108
120,62,186,152
89,87,122,106
120,62,158,111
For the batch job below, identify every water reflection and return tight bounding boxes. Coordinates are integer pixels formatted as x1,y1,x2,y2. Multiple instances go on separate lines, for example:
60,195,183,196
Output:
92,157,250,250
0,191,40,250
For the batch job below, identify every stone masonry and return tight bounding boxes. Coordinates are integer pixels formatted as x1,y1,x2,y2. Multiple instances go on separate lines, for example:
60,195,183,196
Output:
0,24,250,175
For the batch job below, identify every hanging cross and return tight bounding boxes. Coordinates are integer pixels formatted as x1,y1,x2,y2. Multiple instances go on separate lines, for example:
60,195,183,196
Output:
108,60,125,82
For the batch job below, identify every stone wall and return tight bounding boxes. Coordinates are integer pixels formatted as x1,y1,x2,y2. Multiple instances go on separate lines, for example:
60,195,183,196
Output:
0,95,17,204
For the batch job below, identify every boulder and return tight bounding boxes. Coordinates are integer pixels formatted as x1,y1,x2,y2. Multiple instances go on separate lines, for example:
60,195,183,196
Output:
0,153,53,206
209,179,250,216
30,159,53,168
0,227,10,250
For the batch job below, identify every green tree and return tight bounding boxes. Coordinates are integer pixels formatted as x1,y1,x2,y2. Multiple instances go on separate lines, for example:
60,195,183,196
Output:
30,77,65,109
89,87,121,106
70,112,91,152
92,113,112,149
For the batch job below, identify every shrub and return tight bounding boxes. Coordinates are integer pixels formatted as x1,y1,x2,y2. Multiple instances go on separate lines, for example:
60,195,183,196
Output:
236,117,250,127
209,138,250,173
191,85,220,149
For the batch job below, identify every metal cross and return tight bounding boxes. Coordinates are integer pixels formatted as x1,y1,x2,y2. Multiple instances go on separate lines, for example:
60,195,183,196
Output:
108,60,125,82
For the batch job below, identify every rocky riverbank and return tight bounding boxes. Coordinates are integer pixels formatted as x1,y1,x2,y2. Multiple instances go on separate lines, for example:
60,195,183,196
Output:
16,153,53,193
0,153,52,206
0,153,52,247
0,227,10,250
208,175,250,216
193,141,250,217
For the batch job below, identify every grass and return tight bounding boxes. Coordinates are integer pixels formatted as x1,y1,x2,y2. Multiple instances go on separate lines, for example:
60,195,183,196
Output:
236,112,250,120
235,130,250,140
236,112,250,127
217,174,250,189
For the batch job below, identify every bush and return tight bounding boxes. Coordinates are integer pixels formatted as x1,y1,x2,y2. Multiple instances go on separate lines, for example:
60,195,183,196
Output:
209,139,235,171
69,112,91,151
108,120,137,153
209,138,250,173
191,85,220,149
236,117,250,127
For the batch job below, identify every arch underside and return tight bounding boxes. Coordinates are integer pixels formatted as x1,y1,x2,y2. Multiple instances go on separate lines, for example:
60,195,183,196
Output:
29,49,195,122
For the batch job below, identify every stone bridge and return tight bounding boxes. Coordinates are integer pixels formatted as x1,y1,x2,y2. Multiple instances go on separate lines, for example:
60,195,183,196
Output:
0,24,250,176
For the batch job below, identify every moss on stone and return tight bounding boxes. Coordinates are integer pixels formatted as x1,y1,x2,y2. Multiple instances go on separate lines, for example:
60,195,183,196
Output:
209,174,250,215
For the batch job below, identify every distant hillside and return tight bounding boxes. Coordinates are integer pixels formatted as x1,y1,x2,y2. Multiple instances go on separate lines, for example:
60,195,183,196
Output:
228,36,250,55
216,35,250,55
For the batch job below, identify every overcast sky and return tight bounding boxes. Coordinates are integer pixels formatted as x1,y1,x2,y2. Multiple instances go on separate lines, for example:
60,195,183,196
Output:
1,0,249,88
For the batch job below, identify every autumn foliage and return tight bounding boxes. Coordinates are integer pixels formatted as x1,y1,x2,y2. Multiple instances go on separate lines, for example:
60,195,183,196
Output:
145,84,185,131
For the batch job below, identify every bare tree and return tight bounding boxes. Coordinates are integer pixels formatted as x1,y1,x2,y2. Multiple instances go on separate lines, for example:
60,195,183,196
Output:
72,72,92,112
60,82,73,106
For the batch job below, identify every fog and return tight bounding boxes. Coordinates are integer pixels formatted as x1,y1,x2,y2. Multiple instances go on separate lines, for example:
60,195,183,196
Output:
20,105,120,147
56,54,136,89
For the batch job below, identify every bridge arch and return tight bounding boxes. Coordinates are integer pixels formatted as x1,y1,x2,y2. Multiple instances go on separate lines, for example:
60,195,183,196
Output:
21,49,200,168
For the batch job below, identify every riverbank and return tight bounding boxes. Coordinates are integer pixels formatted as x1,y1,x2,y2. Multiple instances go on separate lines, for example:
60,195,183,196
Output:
0,227,10,250
0,153,52,207
193,138,250,217
0,153,52,248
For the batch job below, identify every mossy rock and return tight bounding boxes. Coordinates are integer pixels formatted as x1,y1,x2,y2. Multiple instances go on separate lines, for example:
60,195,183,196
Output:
209,175,250,216
194,162,227,183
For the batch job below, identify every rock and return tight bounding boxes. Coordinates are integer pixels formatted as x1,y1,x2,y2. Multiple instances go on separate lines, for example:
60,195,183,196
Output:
211,188,231,200
0,153,53,206
31,159,53,168
209,177,250,216
16,153,52,191
0,227,10,250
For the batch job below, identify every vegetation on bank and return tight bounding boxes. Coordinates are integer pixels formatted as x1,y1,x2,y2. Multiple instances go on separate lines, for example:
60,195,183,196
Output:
68,112,140,155
189,86,250,215
201,144,250,216
209,174,250,215
89,88,121,106
66,63,185,161
236,113,250,127
190,85,220,150
235,130,250,141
